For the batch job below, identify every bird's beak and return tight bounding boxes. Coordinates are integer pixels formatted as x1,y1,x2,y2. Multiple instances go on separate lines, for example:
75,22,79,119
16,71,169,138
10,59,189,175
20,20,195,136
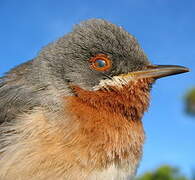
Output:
121,65,189,80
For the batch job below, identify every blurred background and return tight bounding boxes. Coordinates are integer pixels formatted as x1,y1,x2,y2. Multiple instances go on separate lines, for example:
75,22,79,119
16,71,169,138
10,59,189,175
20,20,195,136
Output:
0,0,194,179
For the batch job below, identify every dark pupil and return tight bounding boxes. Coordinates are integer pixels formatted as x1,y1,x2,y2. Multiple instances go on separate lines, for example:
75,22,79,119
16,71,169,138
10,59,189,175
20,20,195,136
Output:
95,59,106,68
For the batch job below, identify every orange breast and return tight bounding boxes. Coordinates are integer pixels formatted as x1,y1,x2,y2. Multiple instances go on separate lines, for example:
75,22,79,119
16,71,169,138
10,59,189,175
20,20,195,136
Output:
65,78,153,170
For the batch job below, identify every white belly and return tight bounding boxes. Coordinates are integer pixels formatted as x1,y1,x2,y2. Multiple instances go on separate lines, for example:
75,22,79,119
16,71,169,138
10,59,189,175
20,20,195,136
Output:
87,164,134,180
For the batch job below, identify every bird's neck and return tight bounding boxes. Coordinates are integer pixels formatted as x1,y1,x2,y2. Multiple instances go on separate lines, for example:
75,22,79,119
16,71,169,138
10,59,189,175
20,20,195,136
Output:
70,78,152,120
65,78,153,172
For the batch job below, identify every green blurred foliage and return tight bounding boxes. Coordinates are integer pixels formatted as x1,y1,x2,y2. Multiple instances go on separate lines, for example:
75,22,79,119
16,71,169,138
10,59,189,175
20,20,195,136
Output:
136,165,189,180
185,88,195,115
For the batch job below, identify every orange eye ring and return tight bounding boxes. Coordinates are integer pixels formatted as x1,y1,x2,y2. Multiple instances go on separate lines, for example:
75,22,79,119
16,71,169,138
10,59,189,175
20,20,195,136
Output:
89,54,112,71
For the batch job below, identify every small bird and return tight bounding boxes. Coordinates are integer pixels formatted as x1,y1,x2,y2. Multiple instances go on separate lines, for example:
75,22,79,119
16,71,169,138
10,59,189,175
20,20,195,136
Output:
0,19,189,180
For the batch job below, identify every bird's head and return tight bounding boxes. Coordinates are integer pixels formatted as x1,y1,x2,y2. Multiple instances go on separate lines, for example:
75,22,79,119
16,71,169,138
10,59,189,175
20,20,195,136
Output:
38,19,188,95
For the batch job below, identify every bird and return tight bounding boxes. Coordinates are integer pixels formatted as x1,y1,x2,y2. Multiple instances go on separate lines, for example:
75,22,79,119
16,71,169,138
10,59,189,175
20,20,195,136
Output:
0,19,189,180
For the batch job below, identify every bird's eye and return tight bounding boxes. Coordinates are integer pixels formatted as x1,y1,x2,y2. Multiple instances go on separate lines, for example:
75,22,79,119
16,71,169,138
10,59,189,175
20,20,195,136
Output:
89,54,112,71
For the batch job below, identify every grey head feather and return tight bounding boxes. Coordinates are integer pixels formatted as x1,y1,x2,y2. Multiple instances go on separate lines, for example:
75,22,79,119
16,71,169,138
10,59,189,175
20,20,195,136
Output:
35,19,150,89
0,18,150,124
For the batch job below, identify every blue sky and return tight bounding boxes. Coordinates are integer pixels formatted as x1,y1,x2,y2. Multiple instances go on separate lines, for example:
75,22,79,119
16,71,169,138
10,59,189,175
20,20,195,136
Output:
0,0,195,178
